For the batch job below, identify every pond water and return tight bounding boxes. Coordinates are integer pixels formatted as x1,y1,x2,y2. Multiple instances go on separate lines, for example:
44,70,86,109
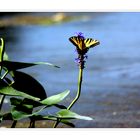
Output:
1,12,140,127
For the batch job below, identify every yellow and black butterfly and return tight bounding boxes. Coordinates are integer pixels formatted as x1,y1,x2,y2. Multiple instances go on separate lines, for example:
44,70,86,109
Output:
69,36,100,55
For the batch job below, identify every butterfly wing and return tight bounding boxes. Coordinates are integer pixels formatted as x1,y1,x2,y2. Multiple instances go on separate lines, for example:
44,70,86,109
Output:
84,38,100,48
69,36,84,50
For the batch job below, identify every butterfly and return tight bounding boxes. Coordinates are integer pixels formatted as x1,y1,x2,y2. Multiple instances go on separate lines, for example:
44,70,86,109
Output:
69,36,100,55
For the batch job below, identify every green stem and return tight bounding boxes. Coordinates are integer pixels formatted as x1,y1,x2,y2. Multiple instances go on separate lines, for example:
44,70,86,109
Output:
29,118,35,128
67,68,83,110
53,118,60,128
11,120,17,128
0,95,6,111
0,38,5,75
53,67,83,128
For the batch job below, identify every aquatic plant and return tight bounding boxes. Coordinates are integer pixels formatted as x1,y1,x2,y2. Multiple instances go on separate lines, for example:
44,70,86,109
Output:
53,32,100,128
0,33,99,128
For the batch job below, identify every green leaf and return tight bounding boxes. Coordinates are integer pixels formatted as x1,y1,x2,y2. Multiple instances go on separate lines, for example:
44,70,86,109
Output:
60,119,75,127
12,71,47,100
42,115,57,121
40,90,70,105
22,98,42,108
0,60,60,71
29,115,58,122
54,104,67,109
3,52,8,61
11,106,45,120
10,98,33,111
10,97,22,106
11,107,29,120
1,113,13,121
0,84,40,101
0,38,5,63
56,109,93,121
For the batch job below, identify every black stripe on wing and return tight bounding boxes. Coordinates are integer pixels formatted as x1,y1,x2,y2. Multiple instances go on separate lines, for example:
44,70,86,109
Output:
69,36,79,48
84,38,100,48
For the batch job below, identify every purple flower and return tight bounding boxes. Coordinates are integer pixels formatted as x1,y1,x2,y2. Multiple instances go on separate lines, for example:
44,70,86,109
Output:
84,54,88,59
74,54,88,68
76,32,85,39
75,58,80,64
